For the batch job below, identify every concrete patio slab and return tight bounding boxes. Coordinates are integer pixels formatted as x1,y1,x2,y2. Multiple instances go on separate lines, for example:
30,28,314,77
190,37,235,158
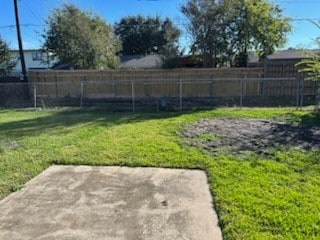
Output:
0,165,222,240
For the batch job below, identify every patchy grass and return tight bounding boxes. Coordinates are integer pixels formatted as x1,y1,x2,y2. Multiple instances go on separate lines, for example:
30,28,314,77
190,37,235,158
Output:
0,107,319,240
195,132,221,142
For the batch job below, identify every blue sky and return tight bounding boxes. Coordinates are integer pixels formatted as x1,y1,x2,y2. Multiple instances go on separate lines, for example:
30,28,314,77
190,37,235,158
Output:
0,0,319,51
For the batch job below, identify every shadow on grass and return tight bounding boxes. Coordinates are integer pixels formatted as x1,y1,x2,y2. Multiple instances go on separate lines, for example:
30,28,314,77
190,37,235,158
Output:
0,109,200,139
300,112,320,127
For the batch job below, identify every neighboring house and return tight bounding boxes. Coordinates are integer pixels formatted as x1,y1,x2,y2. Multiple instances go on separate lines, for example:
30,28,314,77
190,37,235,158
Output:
249,49,319,65
10,50,56,76
264,49,320,77
179,55,203,68
50,55,162,70
248,49,320,77
120,55,161,69
264,49,318,65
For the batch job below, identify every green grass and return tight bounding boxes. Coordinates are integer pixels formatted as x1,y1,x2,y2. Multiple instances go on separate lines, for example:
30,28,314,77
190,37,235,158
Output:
195,132,221,142
0,107,319,240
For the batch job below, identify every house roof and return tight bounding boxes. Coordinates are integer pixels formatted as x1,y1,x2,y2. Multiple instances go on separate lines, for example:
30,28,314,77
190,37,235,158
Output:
10,49,42,52
266,49,320,60
120,55,161,69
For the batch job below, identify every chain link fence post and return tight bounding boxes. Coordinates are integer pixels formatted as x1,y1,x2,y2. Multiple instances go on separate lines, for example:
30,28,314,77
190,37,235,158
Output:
179,75,183,111
132,81,135,112
240,77,244,108
80,81,84,108
54,72,58,99
296,78,304,110
33,83,37,109
112,74,117,99
296,78,299,110
300,78,304,108
210,73,213,97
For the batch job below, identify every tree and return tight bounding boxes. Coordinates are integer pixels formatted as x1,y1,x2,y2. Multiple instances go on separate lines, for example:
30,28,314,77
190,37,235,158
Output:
42,4,121,69
0,36,17,76
160,20,184,69
296,22,320,111
181,0,291,67
114,15,181,55
181,0,229,67
232,0,291,66
160,44,182,69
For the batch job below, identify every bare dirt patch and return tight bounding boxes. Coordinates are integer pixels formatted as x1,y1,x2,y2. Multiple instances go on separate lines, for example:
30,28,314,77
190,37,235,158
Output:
183,118,320,155
0,141,20,150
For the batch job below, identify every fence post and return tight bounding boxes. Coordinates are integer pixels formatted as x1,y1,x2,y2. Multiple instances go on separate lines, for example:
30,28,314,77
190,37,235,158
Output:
240,77,244,108
144,74,147,97
261,78,265,97
131,81,135,112
300,78,304,108
80,81,84,108
55,73,58,98
296,78,299,110
210,73,213,97
33,83,37,109
112,74,117,98
179,76,183,111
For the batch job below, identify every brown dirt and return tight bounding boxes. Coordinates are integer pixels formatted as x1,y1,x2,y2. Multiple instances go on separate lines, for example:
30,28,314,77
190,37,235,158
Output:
183,118,320,155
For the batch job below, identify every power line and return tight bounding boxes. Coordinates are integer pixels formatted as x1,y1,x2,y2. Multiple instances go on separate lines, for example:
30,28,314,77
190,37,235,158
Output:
0,24,44,29
22,0,45,24
0,18,319,28
1,19,319,31
290,18,320,22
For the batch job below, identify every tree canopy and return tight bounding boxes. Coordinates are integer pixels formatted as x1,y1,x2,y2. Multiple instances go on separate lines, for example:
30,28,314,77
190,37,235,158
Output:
42,4,121,69
0,36,16,76
114,15,181,56
181,0,291,67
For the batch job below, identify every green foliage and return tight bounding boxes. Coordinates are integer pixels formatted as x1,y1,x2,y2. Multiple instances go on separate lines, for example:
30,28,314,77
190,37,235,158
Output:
0,36,17,76
181,0,291,67
160,44,182,69
297,58,320,81
296,22,320,110
195,132,220,142
231,0,291,65
42,4,121,69
181,0,228,67
115,15,180,56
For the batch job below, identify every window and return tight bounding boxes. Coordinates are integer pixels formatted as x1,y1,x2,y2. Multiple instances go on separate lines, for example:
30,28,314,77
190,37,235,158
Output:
32,52,43,61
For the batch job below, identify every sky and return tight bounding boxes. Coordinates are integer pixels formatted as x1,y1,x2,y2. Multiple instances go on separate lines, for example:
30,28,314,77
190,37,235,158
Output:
0,0,319,51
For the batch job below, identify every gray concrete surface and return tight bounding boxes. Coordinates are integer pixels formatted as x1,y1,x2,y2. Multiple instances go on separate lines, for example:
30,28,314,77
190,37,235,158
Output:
0,165,222,240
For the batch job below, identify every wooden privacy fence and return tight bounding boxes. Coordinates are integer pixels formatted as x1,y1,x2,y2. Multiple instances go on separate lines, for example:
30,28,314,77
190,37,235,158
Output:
29,68,264,82
29,68,317,100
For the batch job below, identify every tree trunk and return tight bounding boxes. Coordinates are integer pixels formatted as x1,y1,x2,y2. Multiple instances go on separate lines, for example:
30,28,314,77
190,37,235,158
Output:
203,52,216,68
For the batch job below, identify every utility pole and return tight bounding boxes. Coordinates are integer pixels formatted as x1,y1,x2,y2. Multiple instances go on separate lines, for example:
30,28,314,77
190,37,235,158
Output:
14,0,27,82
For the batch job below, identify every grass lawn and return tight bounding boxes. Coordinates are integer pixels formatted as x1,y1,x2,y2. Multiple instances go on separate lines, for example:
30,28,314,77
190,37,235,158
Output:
0,107,319,240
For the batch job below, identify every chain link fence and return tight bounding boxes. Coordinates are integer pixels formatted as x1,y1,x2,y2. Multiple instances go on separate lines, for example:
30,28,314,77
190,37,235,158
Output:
0,82,32,108
0,78,317,110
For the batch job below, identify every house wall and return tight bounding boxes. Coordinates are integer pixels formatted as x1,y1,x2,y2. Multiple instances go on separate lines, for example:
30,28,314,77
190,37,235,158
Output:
10,50,54,76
